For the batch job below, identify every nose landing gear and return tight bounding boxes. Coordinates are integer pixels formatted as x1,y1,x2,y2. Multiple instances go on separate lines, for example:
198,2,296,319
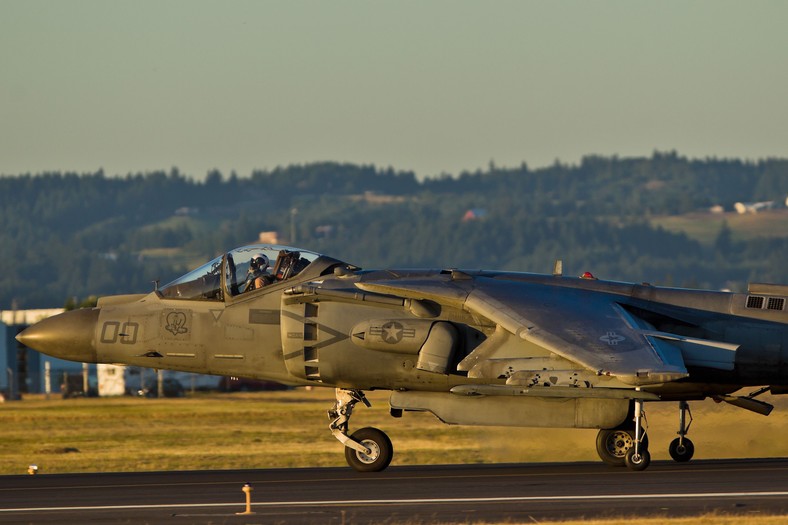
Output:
328,388,394,472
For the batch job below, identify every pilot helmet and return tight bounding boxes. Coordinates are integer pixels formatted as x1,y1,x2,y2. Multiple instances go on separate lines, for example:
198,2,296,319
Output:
251,253,269,270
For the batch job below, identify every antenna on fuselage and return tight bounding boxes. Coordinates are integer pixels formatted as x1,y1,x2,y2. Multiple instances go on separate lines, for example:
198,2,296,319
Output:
553,260,563,277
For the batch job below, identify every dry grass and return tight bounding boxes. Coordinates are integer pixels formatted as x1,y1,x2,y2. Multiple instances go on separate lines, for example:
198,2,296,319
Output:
1,388,788,475
483,515,788,525
0,389,483,474
385,515,788,525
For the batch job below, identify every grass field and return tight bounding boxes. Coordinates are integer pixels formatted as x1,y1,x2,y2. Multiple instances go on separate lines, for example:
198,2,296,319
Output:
649,209,788,245
2,388,788,475
506,517,788,525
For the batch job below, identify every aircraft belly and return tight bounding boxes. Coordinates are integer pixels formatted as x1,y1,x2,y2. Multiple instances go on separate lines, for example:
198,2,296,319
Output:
390,391,629,429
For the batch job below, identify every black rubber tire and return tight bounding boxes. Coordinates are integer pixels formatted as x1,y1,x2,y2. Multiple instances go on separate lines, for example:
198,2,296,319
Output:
625,447,651,471
344,427,393,472
668,437,695,462
596,427,649,467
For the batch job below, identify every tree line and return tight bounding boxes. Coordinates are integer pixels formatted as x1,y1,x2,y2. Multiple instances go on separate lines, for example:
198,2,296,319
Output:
1,152,786,309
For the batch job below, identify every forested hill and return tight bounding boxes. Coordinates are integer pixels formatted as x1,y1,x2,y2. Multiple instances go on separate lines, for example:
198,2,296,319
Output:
1,152,787,309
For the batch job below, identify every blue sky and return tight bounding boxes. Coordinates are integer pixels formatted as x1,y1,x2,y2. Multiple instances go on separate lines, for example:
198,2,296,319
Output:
1,1,787,178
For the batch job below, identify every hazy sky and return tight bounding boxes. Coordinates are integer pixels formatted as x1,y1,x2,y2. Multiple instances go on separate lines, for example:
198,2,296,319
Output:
2,1,787,179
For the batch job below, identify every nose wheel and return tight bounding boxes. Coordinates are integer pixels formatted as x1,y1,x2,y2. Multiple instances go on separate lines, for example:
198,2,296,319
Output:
344,427,393,472
328,388,394,472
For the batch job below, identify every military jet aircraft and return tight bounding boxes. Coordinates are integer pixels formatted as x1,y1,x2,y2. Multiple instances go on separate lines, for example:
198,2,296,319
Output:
17,244,788,471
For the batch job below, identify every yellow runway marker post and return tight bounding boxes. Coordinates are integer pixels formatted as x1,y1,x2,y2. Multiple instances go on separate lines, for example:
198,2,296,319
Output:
236,483,255,515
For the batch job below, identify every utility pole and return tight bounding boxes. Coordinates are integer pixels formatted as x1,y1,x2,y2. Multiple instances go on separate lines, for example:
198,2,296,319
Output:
290,208,298,244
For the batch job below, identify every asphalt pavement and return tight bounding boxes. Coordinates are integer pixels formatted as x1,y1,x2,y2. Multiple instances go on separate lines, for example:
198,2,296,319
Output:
1,459,788,524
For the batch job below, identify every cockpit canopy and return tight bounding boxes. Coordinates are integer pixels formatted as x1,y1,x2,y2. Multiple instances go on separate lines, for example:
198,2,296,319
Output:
159,245,323,301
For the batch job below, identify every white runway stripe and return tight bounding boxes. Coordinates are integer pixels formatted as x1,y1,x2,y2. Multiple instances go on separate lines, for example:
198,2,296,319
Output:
3,490,788,513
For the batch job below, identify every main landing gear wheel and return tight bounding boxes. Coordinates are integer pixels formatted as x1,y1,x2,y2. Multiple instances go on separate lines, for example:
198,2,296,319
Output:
668,437,695,462
605,396,651,471
344,427,393,472
596,427,649,467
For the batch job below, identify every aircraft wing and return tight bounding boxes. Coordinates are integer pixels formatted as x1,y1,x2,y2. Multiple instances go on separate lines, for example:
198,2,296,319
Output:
357,276,690,386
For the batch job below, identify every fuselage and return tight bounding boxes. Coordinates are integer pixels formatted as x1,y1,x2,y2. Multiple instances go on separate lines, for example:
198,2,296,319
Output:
18,248,788,401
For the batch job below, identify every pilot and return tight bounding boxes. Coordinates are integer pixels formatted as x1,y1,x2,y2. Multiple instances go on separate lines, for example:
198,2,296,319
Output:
245,253,274,291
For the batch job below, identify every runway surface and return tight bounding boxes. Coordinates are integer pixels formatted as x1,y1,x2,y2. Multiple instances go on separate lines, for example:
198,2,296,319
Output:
2,459,788,524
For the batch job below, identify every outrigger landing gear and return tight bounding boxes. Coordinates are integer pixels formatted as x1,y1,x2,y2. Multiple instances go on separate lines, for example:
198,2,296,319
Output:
668,400,694,462
624,396,651,471
328,388,393,472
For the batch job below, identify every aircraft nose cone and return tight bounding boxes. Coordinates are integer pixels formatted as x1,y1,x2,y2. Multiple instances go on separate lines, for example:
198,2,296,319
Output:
16,308,99,363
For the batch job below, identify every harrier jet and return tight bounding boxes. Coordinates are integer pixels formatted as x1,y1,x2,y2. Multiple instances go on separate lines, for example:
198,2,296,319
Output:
17,244,788,471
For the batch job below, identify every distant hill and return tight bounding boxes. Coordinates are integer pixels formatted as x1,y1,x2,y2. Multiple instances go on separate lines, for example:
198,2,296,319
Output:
1,153,787,308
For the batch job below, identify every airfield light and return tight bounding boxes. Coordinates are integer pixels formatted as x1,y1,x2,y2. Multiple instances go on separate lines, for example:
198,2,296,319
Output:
27,465,38,475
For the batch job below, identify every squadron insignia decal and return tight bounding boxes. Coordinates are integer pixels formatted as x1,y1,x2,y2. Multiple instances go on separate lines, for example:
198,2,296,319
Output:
165,312,189,336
